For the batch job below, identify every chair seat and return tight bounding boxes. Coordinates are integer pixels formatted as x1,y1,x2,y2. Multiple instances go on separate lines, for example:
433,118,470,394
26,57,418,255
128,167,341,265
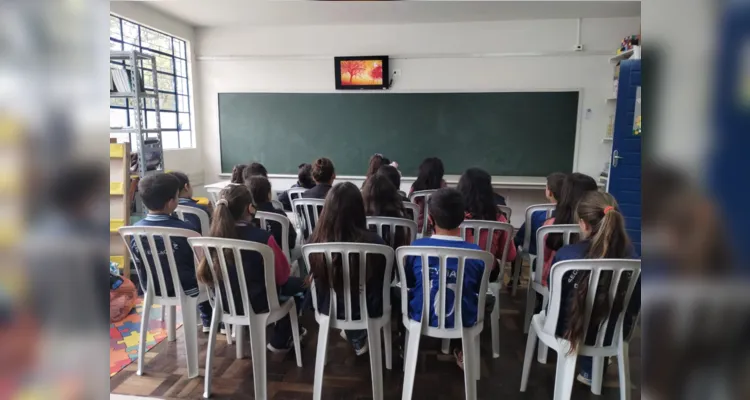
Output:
221,296,296,327
401,316,484,340
316,310,391,331
531,312,622,359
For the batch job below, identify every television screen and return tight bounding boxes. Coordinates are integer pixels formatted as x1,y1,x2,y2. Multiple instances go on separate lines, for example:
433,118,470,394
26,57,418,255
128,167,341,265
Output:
334,56,389,90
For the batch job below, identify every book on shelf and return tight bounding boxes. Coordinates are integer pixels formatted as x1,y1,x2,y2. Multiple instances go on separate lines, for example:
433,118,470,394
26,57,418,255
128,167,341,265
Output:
110,67,146,93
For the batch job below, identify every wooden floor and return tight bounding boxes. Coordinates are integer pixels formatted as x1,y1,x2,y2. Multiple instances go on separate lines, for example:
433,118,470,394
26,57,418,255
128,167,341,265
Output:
111,291,640,399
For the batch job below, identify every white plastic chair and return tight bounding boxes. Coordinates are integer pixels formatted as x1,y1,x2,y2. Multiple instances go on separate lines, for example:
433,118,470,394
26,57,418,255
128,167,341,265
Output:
255,210,301,276
520,259,641,400
409,189,438,238
402,201,420,226
118,226,206,379
291,198,325,242
395,246,494,400
511,204,555,296
459,219,514,359
270,199,284,211
302,243,395,400
366,216,418,248
287,187,307,208
175,205,210,235
524,224,580,335
496,204,512,221
206,186,225,206
188,237,303,400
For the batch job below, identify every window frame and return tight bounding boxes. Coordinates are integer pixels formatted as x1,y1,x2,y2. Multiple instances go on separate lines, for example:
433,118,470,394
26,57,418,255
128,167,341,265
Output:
110,14,193,149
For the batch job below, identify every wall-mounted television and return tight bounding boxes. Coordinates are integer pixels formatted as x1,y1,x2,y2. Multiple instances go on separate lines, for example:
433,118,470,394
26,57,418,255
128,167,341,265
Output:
334,56,389,90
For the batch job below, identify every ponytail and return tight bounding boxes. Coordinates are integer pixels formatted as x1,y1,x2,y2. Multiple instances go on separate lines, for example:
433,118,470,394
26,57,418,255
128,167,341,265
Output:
562,191,632,351
196,185,255,285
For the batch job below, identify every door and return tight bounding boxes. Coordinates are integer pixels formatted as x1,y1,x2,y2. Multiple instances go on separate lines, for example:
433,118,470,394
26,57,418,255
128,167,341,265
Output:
607,59,642,255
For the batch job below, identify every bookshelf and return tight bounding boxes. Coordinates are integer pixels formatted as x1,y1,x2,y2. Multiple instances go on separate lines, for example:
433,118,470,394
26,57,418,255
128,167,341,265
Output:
110,142,131,278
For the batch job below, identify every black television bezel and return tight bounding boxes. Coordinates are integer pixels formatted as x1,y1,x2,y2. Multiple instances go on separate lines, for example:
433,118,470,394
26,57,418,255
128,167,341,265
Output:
334,55,390,90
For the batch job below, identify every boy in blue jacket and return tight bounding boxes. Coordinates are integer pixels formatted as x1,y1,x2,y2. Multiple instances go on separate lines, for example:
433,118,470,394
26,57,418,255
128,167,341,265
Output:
131,173,213,331
405,188,487,369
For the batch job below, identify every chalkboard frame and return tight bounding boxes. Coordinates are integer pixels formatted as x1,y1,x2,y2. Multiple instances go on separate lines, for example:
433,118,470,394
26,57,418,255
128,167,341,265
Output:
217,89,584,178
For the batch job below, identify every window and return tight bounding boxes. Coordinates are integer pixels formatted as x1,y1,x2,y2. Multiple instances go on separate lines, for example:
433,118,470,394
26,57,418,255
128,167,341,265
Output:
110,15,193,149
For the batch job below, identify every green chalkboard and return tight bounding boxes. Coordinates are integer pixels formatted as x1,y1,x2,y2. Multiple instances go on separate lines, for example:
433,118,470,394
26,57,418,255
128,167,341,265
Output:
219,92,578,176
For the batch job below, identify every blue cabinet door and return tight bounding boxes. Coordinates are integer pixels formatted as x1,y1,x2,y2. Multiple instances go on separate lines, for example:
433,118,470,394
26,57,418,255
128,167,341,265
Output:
608,59,642,255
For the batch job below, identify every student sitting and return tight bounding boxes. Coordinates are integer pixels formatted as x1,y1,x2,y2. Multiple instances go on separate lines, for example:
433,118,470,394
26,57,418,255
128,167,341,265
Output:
405,188,487,369
230,164,247,184
130,173,213,331
408,157,447,234
246,175,297,252
377,165,409,202
278,163,315,211
457,168,517,281
362,173,410,248
362,153,393,187
247,162,268,178
302,157,336,199
551,191,639,387
169,171,210,232
514,172,566,255
541,173,599,286
308,182,387,356
196,184,306,352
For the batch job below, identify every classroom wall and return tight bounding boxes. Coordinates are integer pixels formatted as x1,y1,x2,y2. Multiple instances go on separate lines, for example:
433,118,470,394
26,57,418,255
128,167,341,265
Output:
110,1,205,186
196,17,641,184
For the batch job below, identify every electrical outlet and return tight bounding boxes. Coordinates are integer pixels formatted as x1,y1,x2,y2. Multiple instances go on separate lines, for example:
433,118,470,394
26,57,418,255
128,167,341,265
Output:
393,69,401,76
574,44,584,52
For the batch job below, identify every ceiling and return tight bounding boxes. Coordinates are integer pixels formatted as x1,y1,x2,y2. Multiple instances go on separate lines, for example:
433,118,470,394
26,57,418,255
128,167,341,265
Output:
143,1,641,28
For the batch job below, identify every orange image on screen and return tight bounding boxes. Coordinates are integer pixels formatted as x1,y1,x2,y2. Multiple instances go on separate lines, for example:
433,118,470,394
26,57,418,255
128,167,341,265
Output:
339,60,383,86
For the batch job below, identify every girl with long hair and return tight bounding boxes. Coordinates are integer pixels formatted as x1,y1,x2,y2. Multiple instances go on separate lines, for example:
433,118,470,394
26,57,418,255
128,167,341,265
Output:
308,182,387,356
196,185,306,353
362,173,411,248
230,164,247,184
550,191,638,386
409,157,447,233
456,168,517,281
541,172,599,286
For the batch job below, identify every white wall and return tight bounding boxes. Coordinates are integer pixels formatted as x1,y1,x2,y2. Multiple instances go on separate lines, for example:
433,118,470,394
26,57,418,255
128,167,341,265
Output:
110,1,205,185
196,17,641,185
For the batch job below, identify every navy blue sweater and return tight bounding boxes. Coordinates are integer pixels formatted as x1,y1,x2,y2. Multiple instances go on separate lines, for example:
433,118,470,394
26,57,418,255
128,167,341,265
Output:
178,197,210,232
130,214,201,297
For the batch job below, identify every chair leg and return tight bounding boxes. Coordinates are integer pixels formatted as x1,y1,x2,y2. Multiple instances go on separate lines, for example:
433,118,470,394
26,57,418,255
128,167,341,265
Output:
313,316,331,400
520,324,537,392
491,287,501,358
367,323,384,400
383,321,393,370
182,301,200,379
401,325,422,400
248,317,268,400
553,352,577,400
511,255,523,297
474,334,481,380
167,305,177,342
618,341,631,400
537,339,549,364
225,324,233,345
591,356,605,395
461,333,477,399
159,304,165,321
236,325,244,359
524,286,535,334
289,303,303,368
402,330,409,372
203,308,221,398
441,339,450,355
137,292,153,376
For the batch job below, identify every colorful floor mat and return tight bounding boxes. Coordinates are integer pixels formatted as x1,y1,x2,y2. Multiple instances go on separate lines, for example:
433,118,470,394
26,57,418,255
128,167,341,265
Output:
110,299,183,376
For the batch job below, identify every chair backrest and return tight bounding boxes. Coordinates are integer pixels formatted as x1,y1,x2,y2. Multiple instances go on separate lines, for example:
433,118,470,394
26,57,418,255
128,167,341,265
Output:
175,205,210,236
255,211,291,263
409,189,438,236
402,202,420,226
118,226,201,301
496,205,512,221
291,198,326,241
459,219,514,280
366,216,418,248
270,199,284,211
287,187,307,208
534,224,581,285
301,243,394,329
545,259,641,349
206,186,225,206
187,237,281,322
395,246,494,336
522,203,556,252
